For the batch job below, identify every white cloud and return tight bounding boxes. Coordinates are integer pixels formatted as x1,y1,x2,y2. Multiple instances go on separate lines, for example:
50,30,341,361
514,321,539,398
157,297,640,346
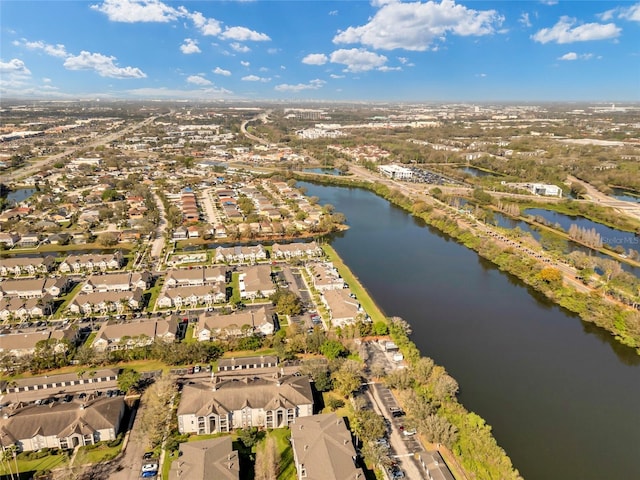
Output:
532,16,621,43
378,65,402,72
91,0,179,23
187,74,212,85
220,26,270,42
540,1,558,5
0,58,31,75
333,0,504,51
600,3,640,22
275,79,326,92
330,74,345,79
302,53,328,65
618,3,640,21
189,10,222,36
519,12,532,28
126,86,233,98
180,38,201,54
329,10,338,16
230,43,251,53
241,61,250,67
558,52,594,61
329,48,388,72
476,73,487,77
213,67,231,76
63,51,146,78
15,39,68,58
267,48,280,55
559,52,578,61
242,75,270,82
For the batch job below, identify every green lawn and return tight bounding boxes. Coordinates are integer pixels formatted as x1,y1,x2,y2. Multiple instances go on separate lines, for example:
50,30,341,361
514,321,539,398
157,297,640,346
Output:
0,452,69,476
268,428,295,480
184,324,197,343
74,441,122,465
321,244,388,325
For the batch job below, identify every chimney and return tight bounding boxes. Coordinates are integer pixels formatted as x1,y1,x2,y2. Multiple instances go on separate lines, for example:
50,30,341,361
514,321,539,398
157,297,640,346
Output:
304,445,309,451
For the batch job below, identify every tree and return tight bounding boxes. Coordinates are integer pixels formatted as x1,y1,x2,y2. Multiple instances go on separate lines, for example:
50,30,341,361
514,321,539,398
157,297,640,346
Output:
117,368,141,393
254,434,280,480
352,409,386,444
420,414,458,448
319,339,348,360
139,374,176,449
238,426,260,449
96,232,119,247
331,360,362,398
270,289,303,316
538,266,563,286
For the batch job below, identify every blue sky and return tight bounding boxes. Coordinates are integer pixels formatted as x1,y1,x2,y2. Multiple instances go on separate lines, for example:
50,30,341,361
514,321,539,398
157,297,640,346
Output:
1,0,639,102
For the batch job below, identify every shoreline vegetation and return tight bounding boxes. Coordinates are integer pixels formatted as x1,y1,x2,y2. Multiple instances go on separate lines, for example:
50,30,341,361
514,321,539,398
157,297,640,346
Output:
320,247,522,480
292,171,640,353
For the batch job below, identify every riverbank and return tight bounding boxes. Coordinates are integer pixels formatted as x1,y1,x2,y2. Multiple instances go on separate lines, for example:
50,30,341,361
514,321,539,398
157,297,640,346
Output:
319,243,522,480
292,171,640,353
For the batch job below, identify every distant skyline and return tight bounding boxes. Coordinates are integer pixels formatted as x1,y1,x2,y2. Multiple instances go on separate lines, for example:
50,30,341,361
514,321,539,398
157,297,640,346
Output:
1,0,639,102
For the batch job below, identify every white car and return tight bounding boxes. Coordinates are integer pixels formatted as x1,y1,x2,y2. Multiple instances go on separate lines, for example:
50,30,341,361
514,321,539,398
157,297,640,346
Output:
402,428,417,436
142,463,159,472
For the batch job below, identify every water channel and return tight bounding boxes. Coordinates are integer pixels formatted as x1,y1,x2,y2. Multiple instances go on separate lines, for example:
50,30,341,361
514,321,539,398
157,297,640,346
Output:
300,181,640,480
524,208,640,257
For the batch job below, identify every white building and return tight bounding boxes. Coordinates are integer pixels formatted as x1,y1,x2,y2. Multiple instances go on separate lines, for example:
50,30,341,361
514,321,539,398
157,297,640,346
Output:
379,164,414,180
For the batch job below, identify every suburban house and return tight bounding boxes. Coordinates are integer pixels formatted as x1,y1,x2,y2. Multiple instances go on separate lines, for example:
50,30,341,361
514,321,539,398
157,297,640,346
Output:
91,318,178,352
0,396,125,452
4,369,119,397
0,329,73,357
0,256,56,277
415,451,456,480
67,289,144,315
176,373,314,434
169,437,239,480
238,265,275,300
0,296,54,320
271,241,323,259
290,413,364,480
156,284,226,310
320,289,361,327
0,233,21,248
0,277,68,299
195,307,274,341
307,262,344,292
81,271,151,293
214,245,267,264
218,355,279,373
164,267,226,288
58,251,124,273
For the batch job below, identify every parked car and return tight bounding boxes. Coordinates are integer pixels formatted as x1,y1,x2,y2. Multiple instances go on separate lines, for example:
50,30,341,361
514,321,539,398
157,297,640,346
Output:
142,452,154,460
142,463,159,472
140,471,157,478
193,365,201,374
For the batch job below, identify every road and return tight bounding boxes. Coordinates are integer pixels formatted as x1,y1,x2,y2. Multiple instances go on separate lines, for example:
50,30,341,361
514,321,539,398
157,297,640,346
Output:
5,115,160,184
150,191,168,260
568,175,640,222
240,111,271,145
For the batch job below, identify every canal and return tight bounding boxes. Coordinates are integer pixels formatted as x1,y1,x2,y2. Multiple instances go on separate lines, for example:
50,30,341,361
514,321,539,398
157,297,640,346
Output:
300,182,640,480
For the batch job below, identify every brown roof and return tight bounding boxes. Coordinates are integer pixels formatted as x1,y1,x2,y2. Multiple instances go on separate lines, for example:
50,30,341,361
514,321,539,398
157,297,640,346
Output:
169,436,239,480
0,397,125,444
177,374,313,417
290,413,364,480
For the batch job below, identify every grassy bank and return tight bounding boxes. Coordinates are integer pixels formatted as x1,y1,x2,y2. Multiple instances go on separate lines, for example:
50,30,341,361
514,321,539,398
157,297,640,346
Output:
295,172,640,352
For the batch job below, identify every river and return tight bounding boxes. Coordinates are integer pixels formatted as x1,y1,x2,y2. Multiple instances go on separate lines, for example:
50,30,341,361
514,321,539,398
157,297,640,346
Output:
300,182,640,480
